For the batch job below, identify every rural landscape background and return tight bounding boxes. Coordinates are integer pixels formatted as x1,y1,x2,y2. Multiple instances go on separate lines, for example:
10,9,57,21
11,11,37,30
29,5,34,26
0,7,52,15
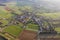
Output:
0,0,60,40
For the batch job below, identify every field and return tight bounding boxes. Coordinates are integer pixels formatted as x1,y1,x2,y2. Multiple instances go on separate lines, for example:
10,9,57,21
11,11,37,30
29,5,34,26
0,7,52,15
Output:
37,13,60,19
19,30,37,40
3,25,23,37
26,22,39,31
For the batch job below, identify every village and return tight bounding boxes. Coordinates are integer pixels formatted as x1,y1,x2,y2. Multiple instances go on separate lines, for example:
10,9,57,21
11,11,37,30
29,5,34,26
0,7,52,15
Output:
0,0,60,40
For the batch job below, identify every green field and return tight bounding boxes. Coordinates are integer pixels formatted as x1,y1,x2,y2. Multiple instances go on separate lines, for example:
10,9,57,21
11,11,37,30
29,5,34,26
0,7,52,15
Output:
3,25,23,37
26,23,39,31
37,13,60,19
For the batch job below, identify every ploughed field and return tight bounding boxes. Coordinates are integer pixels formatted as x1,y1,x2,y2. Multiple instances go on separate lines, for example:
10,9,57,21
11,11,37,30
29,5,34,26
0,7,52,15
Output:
19,30,37,40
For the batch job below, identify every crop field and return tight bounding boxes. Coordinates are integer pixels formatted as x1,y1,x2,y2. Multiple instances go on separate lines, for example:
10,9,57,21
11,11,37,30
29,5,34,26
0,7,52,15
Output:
26,22,39,31
37,13,60,19
3,25,23,37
